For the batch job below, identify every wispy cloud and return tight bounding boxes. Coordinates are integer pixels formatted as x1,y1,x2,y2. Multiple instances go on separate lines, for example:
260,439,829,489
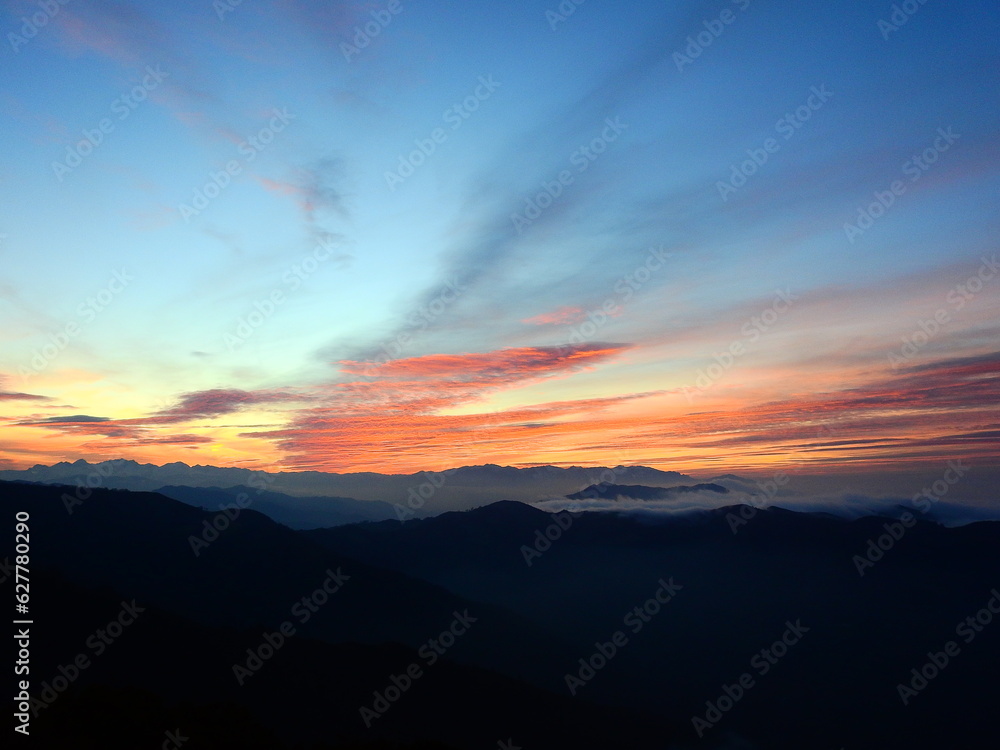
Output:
257,158,350,224
240,343,641,470
339,343,630,382
26,414,110,423
522,306,587,326
0,375,49,401
153,388,305,422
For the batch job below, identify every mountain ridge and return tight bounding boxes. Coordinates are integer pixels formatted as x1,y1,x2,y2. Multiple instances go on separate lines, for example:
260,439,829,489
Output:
0,460,696,514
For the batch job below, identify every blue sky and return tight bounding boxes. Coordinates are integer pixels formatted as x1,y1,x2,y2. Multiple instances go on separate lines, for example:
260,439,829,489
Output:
1,0,998,472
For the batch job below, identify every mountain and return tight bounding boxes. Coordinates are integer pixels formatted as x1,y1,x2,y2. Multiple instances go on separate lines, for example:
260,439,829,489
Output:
305,500,1000,749
6,477,998,748
0,458,263,493
0,482,603,695
20,568,668,749
565,482,730,501
0,460,694,514
155,484,398,528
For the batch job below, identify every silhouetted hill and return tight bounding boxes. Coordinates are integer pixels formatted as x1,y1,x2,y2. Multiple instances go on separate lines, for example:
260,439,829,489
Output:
306,500,1000,749
19,568,667,749
156,484,397,528
6,479,999,748
0,481,583,695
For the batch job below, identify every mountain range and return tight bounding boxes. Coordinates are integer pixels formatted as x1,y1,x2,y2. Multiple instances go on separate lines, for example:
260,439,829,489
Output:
0,459,694,514
3,477,998,748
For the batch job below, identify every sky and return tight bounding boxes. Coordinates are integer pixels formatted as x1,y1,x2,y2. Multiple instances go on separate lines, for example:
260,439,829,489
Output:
1,0,998,475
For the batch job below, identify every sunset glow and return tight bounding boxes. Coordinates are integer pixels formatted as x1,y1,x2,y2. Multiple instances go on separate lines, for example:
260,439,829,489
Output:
2,0,998,475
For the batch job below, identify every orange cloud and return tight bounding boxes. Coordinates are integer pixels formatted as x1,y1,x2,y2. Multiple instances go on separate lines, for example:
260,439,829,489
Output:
339,343,631,382
3,342,996,476
239,347,1000,473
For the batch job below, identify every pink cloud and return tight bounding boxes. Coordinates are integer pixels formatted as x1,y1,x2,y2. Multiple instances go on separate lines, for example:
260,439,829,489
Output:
0,375,49,401
339,343,632,382
522,306,587,326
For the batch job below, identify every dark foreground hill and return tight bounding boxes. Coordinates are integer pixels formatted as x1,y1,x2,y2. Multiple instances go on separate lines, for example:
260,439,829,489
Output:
306,500,1000,749
20,569,667,749
0,481,669,749
0,482,595,693
4,479,999,748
